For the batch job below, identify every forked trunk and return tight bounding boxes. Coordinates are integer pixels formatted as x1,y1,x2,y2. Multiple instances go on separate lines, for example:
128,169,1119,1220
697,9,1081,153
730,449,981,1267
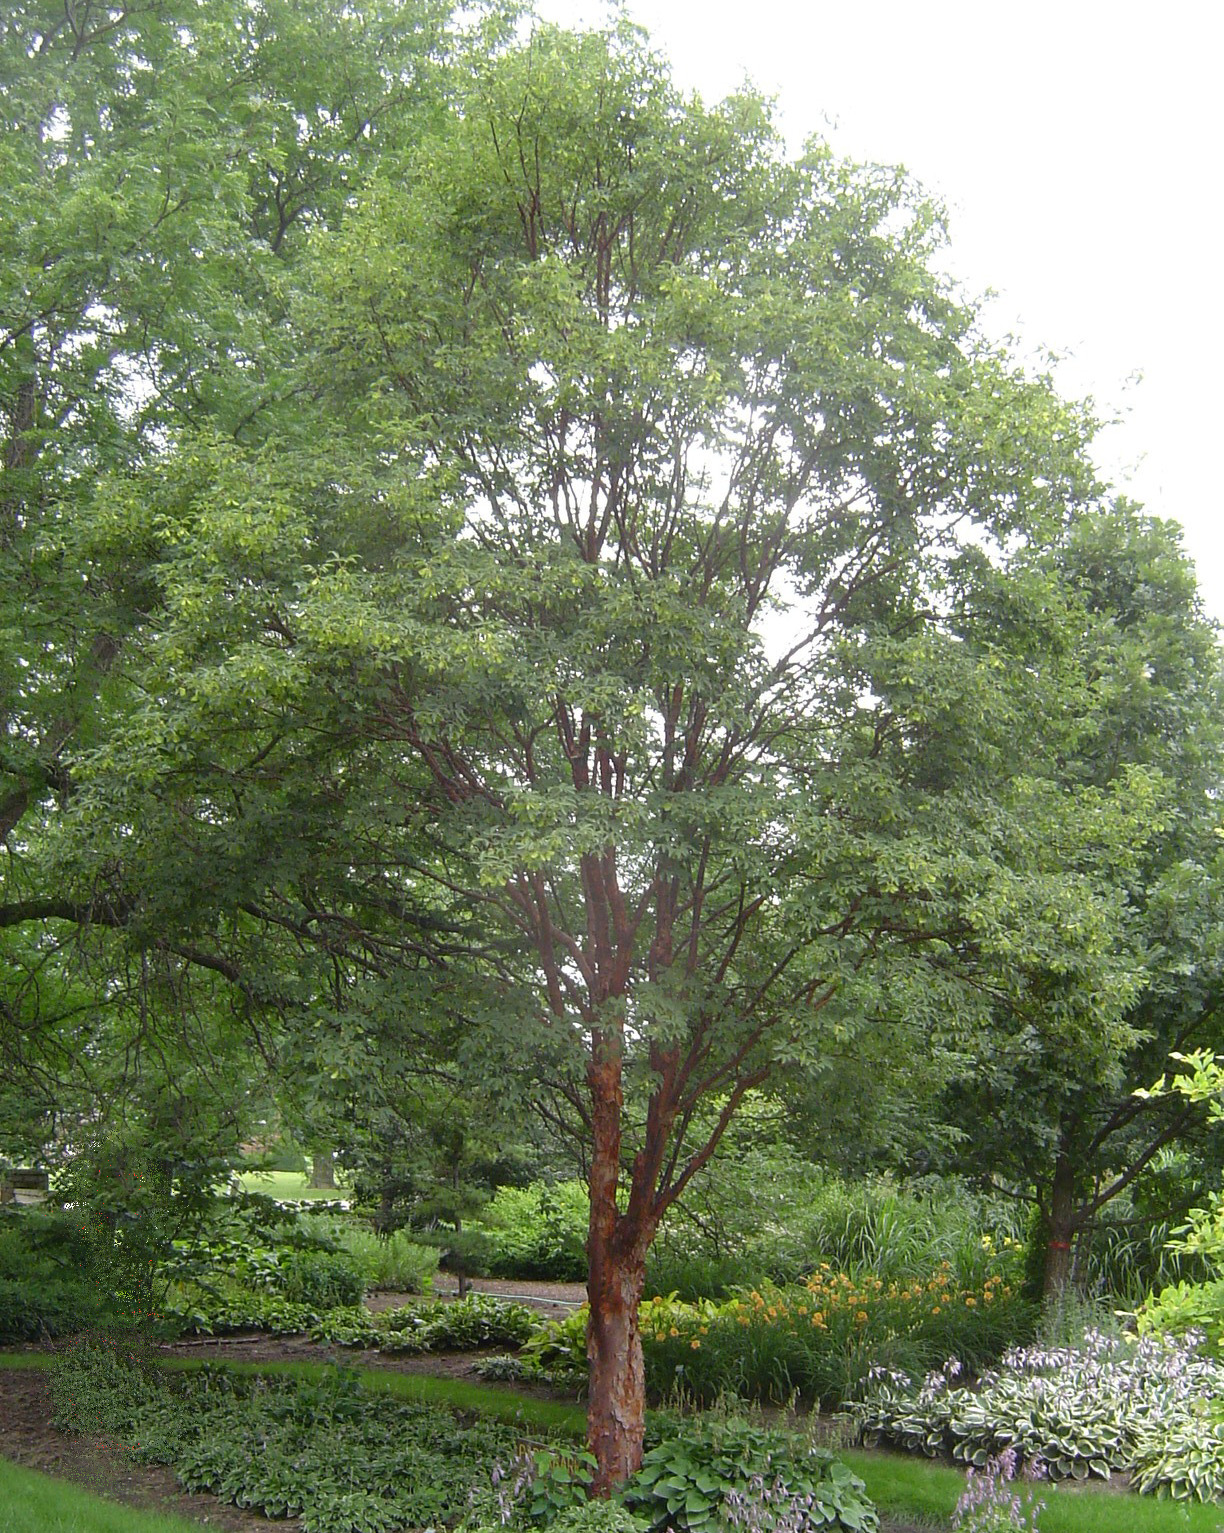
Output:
587,1240,648,1494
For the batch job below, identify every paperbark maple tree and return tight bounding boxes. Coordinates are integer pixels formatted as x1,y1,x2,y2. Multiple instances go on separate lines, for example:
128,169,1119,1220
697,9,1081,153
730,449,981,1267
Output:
4,13,1188,1493
217,24,1135,1485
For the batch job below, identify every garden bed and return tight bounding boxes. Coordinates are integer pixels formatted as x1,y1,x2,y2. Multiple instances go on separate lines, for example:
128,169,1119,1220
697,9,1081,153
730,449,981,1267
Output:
0,1349,933,1533
0,1362,299,1531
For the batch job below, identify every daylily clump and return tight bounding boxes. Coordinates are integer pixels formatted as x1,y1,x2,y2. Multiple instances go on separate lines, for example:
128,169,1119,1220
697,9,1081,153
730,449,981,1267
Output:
526,1262,1029,1406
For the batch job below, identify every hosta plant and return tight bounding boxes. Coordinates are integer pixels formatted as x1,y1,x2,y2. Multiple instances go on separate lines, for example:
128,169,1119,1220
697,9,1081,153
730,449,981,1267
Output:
471,1416,878,1533
52,1342,527,1533
169,1282,534,1354
851,1328,1224,1500
1130,1412,1224,1502
625,1415,878,1533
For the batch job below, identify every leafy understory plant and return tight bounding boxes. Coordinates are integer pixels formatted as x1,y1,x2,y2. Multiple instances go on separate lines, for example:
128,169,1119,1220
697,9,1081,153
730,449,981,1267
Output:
625,1416,878,1533
168,1283,534,1354
473,1416,878,1533
53,1342,528,1533
851,1329,1224,1501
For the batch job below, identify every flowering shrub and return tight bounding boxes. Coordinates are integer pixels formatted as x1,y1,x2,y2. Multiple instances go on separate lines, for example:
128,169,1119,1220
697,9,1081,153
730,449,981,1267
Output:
851,1328,1224,1501
644,1267,1028,1406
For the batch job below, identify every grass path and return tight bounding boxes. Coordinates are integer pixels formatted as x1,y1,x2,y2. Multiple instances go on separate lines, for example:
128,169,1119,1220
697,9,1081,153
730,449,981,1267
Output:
233,1169,351,1201
841,1447,1224,1533
0,1457,214,1533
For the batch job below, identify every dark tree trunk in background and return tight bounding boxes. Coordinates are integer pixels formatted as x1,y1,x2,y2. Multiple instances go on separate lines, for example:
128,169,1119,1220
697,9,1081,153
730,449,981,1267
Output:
1042,1151,1080,1305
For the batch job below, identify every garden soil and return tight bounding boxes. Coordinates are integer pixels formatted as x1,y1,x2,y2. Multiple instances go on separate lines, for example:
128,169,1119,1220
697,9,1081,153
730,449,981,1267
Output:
0,1278,936,1532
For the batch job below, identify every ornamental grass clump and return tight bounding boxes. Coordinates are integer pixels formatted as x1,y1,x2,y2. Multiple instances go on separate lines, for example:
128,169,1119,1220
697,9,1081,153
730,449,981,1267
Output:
852,1327,1224,1501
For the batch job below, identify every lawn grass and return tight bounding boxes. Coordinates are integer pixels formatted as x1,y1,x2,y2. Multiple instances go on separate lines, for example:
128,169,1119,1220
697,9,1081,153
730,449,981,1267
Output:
5,1349,1222,1531
164,1354,590,1436
234,1168,351,1200
0,1349,53,1369
0,1457,206,1533
840,1447,1224,1532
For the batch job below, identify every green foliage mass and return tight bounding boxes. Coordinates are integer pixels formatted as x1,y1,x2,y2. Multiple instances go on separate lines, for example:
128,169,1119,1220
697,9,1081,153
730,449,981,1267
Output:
647,1153,1025,1298
335,1224,441,1292
0,1209,116,1341
1135,1053,1224,1351
163,1198,374,1305
49,1339,880,1533
626,1416,878,1533
467,1160,1026,1298
480,1181,592,1282
524,1262,1029,1409
50,1341,529,1533
167,1281,535,1354
5,0,1224,1489
1136,1279,1224,1355
469,1418,877,1533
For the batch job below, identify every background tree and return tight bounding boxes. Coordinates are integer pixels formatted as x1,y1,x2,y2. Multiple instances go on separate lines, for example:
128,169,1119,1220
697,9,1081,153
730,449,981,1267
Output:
928,508,1224,1302
0,0,474,1152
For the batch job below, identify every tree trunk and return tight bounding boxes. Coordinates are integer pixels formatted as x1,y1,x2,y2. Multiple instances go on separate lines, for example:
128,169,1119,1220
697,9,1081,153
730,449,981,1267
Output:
585,1054,655,1497
453,1215,471,1300
1042,1152,1079,1305
378,1181,395,1233
309,1151,336,1189
587,1236,648,1495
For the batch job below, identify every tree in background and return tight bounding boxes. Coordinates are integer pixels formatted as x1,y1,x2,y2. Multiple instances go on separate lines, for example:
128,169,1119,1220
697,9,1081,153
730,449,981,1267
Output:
930,508,1224,1302
0,0,474,1169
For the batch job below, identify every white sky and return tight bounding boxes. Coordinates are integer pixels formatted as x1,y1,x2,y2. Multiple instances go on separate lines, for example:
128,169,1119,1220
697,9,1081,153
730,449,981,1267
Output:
534,0,1224,621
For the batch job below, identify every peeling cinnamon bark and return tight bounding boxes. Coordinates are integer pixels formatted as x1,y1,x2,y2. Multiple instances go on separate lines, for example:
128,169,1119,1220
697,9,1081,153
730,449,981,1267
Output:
586,1232,649,1493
